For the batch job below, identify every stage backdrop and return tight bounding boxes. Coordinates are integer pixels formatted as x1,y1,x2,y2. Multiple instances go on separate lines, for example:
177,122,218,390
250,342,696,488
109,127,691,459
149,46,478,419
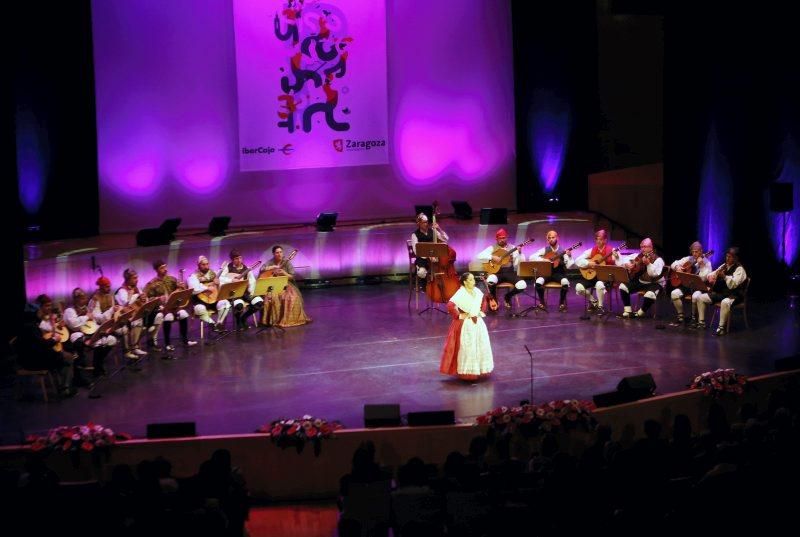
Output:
92,0,515,232
234,0,388,171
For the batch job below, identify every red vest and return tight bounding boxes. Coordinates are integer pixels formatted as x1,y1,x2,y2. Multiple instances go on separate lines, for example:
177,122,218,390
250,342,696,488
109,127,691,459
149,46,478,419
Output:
590,245,615,265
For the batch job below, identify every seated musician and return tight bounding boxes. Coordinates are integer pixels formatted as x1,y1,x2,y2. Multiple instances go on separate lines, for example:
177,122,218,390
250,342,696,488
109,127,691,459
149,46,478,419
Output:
259,245,311,327
410,212,449,285
64,287,116,377
35,294,79,391
188,255,229,332
691,247,747,336
220,249,263,331
477,228,526,311
528,230,576,312
617,238,665,318
668,241,712,326
144,260,197,352
115,268,154,359
16,300,75,396
573,229,616,315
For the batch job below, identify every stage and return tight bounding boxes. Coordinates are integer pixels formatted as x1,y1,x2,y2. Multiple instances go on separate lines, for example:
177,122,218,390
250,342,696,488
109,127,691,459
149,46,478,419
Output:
3,281,798,446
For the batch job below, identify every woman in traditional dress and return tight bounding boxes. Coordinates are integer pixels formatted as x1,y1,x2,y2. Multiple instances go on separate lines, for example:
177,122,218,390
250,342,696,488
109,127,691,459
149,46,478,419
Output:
260,245,312,327
439,272,494,381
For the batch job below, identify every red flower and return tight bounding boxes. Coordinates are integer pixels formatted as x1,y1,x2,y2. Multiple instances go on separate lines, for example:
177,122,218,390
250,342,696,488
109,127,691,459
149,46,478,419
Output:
287,424,299,435
306,426,318,437
81,441,94,452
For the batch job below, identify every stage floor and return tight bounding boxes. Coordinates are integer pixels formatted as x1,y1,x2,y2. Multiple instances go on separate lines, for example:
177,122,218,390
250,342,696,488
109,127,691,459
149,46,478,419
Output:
2,283,798,445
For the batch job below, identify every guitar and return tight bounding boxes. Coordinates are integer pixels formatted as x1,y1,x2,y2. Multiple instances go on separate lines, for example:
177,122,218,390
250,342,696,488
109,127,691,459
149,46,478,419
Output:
477,273,498,312
579,242,626,280
482,238,535,274
259,249,298,278
669,250,713,287
627,251,656,277
43,313,70,353
542,241,583,268
79,319,99,335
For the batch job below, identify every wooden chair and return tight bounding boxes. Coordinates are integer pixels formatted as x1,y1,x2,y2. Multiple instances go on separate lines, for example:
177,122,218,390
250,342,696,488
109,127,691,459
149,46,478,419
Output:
496,282,521,309
15,368,58,402
543,281,564,308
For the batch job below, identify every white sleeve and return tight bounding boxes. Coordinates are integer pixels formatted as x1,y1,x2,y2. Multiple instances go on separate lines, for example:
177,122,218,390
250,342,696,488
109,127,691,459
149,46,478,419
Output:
219,264,233,284
529,247,546,261
435,227,449,242
671,256,690,271
63,308,87,331
188,274,207,295
477,245,495,263
697,258,713,279
573,247,594,269
616,253,636,266
726,266,747,289
646,257,665,278
410,233,419,254
247,271,257,295
512,248,521,268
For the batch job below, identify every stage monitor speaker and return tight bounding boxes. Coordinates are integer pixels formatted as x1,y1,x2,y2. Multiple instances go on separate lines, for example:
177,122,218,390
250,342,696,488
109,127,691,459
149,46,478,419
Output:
480,208,508,225
451,201,473,220
136,228,170,247
407,410,455,427
146,421,197,439
364,404,401,428
774,354,800,372
769,183,794,212
316,212,338,232
617,373,657,398
207,216,231,237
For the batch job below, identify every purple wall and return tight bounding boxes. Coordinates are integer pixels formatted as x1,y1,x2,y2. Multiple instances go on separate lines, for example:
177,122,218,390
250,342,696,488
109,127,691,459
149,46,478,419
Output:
91,0,515,232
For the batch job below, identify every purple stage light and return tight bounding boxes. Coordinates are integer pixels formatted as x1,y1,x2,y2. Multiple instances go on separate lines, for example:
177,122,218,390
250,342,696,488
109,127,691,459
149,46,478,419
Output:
697,126,732,260
768,136,799,266
530,89,570,194
16,109,48,214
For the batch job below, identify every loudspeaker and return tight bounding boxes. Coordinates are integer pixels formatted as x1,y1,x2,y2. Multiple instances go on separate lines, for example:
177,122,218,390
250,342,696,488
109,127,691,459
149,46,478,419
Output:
364,404,401,428
774,354,800,372
146,421,197,439
592,390,639,408
617,373,657,398
136,228,170,247
479,208,508,225
407,410,455,426
769,183,794,212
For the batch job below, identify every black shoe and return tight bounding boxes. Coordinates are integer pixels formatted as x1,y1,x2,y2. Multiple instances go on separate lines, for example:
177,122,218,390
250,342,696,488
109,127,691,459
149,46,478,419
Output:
713,326,727,337
213,323,224,332
503,298,512,310
536,303,548,313
669,316,684,327
559,304,567,313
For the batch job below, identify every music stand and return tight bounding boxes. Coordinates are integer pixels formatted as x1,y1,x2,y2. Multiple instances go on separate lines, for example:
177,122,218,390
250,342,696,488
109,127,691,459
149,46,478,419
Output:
415,242,451,315
597,265,629,317
210,280,249,340
516,261,552,317
163,288,193,314
675,271,708,292
87,318,116,347
132,297,161,323
254,276,289,333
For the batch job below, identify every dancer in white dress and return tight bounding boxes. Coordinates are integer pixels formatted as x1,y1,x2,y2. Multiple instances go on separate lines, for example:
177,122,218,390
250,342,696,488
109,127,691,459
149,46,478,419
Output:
439,273,494,381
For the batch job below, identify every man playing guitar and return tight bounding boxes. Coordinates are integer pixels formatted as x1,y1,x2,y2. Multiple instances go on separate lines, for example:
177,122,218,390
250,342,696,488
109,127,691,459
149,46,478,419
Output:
115,268,153,359
668,241,712,326
691,247,747,336
188,255,230,332
573,229,618,315
220,249,263,331
64,287,116,377
477,229,528,312
617,238,665,318
528,230,579,312
145,260,197,352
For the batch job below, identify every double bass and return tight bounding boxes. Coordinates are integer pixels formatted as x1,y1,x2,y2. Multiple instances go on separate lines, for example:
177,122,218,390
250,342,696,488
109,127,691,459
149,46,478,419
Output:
425,201,460,303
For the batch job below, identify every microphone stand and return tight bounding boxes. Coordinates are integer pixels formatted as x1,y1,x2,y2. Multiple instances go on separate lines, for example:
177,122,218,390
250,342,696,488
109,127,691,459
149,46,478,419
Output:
524,344,534,404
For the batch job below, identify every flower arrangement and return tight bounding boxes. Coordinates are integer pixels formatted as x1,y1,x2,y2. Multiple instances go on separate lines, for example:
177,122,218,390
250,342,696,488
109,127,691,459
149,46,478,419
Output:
476,400,596,437
689,368,748,396
257,415,344,456
25,422,132,454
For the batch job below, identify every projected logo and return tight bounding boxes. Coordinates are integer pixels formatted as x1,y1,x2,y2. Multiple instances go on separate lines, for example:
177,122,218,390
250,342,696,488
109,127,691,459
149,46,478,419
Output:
275,1,352,135
333,139,343,152
279,143,295,155
333,139,386,152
